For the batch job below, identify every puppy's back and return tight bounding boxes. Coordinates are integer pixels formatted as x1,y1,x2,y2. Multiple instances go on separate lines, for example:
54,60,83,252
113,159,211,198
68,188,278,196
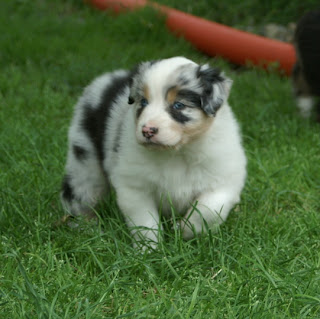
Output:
72,70,131,163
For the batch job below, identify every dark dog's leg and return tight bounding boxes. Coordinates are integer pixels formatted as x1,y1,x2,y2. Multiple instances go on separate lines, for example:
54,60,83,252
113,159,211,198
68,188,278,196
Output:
316,100,320,123
292,62,314,118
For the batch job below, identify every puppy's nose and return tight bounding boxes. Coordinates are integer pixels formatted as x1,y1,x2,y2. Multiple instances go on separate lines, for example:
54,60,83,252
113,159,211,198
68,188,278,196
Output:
142,125,159,139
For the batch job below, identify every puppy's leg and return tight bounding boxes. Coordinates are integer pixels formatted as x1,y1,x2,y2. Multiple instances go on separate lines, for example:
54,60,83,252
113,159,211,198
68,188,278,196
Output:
116,187,160,249
61,146,107,219
181,190,239,239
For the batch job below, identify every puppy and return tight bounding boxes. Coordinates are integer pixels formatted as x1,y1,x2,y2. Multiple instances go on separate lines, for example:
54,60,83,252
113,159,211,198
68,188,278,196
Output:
61,57,247,248
292,10,320,121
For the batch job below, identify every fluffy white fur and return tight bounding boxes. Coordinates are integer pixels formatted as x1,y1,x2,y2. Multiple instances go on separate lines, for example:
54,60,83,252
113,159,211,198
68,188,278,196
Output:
61,57,247,248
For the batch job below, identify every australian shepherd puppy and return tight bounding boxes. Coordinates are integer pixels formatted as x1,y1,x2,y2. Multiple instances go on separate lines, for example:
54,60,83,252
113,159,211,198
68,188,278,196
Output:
61,57,247,248
292,10,320,121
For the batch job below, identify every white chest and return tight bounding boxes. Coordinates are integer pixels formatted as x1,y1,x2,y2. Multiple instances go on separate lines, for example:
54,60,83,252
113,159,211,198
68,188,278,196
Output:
132,153,218,215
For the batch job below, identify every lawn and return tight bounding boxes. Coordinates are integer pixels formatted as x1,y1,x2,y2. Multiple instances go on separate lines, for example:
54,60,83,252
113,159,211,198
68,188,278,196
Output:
1,1,320,318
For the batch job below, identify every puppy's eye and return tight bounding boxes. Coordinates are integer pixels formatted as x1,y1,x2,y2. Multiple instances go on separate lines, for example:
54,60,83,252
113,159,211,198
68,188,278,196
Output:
140,98,148,107
172,101,185,110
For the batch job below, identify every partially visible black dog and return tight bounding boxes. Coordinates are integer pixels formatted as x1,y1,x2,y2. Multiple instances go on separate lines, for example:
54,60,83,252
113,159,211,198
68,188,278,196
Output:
292,9,320,121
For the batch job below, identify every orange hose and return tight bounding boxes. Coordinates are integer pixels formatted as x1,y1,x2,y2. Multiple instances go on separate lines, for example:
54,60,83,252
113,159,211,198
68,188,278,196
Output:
90,0,147,12
90,0,296,75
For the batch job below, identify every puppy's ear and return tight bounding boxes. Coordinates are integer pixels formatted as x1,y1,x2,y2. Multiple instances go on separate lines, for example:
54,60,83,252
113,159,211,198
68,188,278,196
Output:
128,96,135,104
127,60,160,104
197,65,232,117
127,64,140,105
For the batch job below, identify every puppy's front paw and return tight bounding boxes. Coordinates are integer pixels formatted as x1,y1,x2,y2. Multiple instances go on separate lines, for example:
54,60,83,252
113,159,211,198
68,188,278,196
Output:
131,226,159,252
181,204,222,240
180,213,202,240
181,224,195,240
133,239,158,253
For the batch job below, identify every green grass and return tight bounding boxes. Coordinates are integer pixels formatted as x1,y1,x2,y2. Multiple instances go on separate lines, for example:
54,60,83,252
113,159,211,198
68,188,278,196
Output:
1,1,320,318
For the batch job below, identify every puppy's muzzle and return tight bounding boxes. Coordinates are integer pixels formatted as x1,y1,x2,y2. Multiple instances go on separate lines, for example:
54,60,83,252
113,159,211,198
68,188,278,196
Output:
142,125,159,139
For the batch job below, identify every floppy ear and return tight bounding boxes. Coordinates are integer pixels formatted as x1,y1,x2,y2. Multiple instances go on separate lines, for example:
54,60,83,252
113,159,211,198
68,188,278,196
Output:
197,65,232,117
127,64,140,105
128,96,135,104
127,60,158,105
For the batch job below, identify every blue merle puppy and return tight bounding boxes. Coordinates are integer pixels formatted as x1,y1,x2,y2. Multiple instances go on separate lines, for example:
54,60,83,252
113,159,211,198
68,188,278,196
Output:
61,57,247,249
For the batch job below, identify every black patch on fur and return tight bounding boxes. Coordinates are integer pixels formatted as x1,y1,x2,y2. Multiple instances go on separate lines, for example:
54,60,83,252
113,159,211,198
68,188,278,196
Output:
177,89,201,107
197,66,224,116
165,87,199,123
128,96,135,104
197,66,223,86
82,74,131,162
168,107,191,124
61,175,74,202
73,144,87,161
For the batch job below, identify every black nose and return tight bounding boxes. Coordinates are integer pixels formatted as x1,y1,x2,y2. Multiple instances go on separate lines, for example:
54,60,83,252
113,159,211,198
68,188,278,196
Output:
142,125,159,138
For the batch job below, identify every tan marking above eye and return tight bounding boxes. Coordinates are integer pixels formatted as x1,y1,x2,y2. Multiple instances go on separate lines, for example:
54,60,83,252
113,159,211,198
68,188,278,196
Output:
166,86,179,105
143,85,150,101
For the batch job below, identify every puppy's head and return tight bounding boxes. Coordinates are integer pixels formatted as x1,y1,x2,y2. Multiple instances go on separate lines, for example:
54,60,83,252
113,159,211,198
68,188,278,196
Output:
128,57,232,149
